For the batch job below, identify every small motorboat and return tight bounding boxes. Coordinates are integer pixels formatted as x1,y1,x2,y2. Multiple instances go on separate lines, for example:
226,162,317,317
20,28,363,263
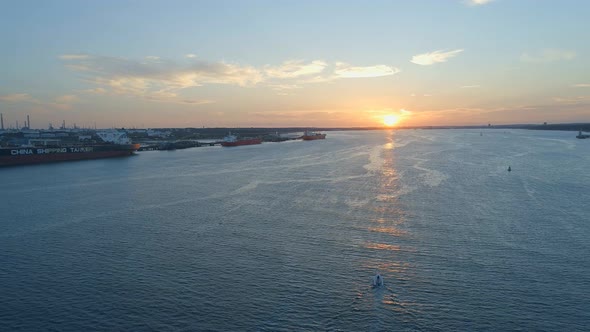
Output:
372,274,384,287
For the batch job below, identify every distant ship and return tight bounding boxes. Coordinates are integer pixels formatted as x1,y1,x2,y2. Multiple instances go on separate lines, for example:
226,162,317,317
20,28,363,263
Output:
576,130,590,139
0,130,139,166
301,130,326,140
220,133,262,147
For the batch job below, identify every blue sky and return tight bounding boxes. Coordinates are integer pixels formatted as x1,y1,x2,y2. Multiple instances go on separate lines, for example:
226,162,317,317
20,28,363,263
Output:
1,0,589,128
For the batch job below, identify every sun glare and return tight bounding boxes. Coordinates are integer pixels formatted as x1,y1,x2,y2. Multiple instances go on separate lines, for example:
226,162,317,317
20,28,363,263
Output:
383,114,399,126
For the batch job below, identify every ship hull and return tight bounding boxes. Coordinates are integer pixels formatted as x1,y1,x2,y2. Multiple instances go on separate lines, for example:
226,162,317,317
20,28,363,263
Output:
302,134,326,140
0,144,140,166
221,139,262,147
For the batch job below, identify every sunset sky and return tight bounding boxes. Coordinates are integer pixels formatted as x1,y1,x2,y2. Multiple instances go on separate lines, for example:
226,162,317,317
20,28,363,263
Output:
1,0,589,128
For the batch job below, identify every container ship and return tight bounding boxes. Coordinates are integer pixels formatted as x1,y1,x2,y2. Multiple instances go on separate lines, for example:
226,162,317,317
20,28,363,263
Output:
220,133,262,147
301,130,326,140
0,130,139,166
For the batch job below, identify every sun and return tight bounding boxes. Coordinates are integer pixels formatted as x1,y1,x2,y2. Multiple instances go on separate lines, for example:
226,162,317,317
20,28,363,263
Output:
383,114,400,126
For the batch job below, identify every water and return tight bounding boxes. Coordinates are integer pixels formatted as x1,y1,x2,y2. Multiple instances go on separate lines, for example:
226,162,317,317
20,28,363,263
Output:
1,129,589,331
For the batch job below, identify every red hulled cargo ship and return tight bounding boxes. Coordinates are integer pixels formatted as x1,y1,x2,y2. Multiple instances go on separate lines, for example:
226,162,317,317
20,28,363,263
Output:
220,133,262,147
301,130,326,140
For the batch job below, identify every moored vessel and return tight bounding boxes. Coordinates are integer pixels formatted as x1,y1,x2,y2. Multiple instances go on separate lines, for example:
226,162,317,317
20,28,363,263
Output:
220,133,262,147
301,130,326,140
0,130,139,166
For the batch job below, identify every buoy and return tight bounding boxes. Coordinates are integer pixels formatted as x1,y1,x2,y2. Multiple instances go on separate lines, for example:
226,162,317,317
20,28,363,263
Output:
508,166,511,172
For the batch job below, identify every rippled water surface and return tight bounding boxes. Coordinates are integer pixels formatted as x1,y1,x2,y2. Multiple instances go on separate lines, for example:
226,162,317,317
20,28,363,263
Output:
1,129,589,331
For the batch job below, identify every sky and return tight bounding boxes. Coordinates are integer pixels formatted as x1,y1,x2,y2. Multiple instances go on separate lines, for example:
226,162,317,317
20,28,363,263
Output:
0,0,589,128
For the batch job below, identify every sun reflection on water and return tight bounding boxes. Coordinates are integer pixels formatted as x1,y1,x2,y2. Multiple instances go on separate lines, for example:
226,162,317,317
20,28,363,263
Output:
364,242,402,251
381,297,423,315
367,226,408,237
361,260,414,275
353,131,425,318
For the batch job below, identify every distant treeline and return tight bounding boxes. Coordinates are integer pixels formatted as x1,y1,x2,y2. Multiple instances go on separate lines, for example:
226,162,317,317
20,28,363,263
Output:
125,123,590,141
518,123,590,132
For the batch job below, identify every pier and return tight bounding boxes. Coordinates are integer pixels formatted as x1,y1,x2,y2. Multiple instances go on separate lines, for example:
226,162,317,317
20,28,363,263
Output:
137,140,222,151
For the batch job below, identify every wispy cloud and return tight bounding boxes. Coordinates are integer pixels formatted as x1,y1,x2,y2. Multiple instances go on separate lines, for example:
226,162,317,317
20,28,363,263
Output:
60,54,400,99
0,93,32,102
178,99,213,105
143,91,214,105
265,60,327,79
64,64,93,72
334,62,400,78
0,92,82,111
83,87,108,94
464,0,495,6
553,96,588,105
246,108,366,127
520,49,576,63
55,94,78,104
572,83,590,88
60,54,264,102
461,85,481,88
267,84,302,96
59,54,90,60
411,49,463,66
48,94,81,110
62,54,264,89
